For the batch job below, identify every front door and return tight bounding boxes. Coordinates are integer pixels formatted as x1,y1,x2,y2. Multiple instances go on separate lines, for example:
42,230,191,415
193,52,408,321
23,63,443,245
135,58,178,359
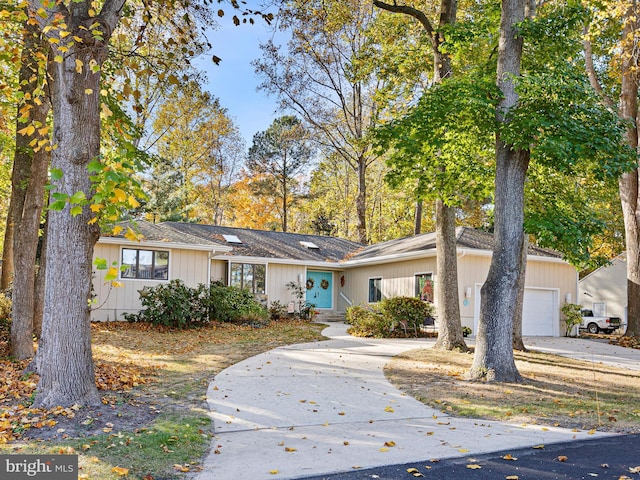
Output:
306,271,333,309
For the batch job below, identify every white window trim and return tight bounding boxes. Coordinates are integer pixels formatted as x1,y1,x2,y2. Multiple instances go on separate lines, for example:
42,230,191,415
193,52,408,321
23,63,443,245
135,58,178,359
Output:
227,260,269,296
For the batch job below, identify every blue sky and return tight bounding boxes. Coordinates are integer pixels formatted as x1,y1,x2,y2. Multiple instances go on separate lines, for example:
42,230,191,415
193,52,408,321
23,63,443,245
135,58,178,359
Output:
195,15,285,146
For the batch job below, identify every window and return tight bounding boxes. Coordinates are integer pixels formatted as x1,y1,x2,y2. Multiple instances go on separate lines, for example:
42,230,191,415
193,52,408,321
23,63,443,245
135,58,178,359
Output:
368,277,382,303
230,263,266,295
121,248,169,280
415,273,434,302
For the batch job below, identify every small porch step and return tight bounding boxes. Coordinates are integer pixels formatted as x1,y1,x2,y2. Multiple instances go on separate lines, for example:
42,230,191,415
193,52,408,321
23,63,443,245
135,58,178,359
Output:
315,312,346,323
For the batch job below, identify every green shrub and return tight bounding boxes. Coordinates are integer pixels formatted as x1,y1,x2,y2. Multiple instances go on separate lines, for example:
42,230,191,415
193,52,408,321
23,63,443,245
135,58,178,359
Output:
345,304,392,337
124,280,268,328
560,303,582,337
206,281,268,322
379,296,434,332
124,280,206,328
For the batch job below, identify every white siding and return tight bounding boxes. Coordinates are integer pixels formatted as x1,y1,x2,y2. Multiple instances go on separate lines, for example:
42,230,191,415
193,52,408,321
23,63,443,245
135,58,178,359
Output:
91,243,210,321
579,257,627,324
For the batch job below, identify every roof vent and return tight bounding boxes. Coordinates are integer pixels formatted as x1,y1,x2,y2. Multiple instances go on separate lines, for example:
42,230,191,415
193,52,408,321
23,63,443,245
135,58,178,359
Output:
222,234,242,244
300,241,319,249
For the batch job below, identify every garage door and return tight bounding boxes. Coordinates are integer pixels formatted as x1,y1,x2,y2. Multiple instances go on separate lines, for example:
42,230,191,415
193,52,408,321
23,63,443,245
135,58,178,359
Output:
474,287,557,336
522,289,555,336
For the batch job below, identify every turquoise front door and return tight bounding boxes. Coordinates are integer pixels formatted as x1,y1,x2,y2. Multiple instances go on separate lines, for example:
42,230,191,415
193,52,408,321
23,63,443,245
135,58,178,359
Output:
306,271,333,309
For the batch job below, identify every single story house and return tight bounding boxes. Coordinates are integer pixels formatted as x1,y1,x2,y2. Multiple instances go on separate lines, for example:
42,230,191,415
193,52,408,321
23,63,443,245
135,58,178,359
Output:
91,221,578,336
578,253,628,329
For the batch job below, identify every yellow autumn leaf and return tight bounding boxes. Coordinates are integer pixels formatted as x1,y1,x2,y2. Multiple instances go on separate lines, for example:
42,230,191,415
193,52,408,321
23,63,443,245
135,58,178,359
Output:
384,406,394,412
284,447,296,452
75,59,83,73
502,454,518,461
85,89,93,95
111,466,129,476
105,266,117,278
557,456,568,462
458,449,470,453
384,441,396,447
270,471,279,475
506,476,519,480
466,464,481,469
173,464,190,472
128,195,140,208
113,188,127,202
112,225,123,235
124,227,141,242
54,55,63,63
18,124,35,136
379,447,389,452
407,468,420,473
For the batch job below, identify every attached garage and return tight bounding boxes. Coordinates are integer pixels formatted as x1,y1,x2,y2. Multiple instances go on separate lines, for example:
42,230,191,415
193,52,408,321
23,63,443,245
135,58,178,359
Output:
474,286,560,337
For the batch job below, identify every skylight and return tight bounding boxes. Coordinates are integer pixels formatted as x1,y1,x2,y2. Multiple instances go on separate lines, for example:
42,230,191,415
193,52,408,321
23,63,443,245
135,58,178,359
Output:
300,241,319,249
222,234,242,244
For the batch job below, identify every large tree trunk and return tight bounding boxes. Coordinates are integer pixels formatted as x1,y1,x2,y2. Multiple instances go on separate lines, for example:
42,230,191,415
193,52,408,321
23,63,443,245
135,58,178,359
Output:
470,0,527,382
10,20,51,360
356,160,367,243
512,235,528,351
0,216,14,291
618,2,640,337
30,0,125,408
434,200,467,350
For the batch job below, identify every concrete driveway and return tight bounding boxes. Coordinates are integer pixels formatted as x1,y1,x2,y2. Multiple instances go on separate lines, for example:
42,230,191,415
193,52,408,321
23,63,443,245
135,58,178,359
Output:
194,323,638,480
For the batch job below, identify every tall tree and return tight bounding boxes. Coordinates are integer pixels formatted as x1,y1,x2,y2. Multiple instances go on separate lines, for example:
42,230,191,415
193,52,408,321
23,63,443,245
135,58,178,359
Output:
470,0,528,382
255,0,381,242
246,116,312,232
584,0,639,336
26,0,127,407
374,0,471,351
145,81,240,222
8,17,51,360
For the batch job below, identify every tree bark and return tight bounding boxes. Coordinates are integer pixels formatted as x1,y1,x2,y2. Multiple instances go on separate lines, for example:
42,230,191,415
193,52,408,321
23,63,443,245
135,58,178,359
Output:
434,199,467,350
10,19,51,360
0,216,14,291
414,199,423,234
470,0,527,382
512,235,528,351
356,158,368,243
29,0,125,408
617,2,640,337
375,0,467,351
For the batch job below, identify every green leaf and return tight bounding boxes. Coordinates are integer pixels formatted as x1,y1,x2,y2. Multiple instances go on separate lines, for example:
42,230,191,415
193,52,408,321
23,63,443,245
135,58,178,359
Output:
70,191,87,204
88,160,103,173
49,200,67,211
70,205,83,216
93,258,108,270
50,168,64,181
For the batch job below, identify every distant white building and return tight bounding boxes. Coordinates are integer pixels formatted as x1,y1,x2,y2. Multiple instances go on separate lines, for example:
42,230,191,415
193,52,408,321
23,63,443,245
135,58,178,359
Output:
578,254,627,331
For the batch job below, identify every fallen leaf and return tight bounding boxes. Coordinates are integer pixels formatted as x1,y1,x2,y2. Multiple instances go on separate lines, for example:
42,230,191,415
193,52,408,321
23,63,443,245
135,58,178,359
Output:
502,454,518,461
407,468,420,473
379,447,389,452
458,449,470,453
557,456,568,462
532,444,545,449
384,406,395,413
384,441,396,447
173,464,190,472
466,464,481,469
506,476,519,480
630,466,640,474
343,441,349,446
269,470,279,475
112,466,129,476
285,447,297,452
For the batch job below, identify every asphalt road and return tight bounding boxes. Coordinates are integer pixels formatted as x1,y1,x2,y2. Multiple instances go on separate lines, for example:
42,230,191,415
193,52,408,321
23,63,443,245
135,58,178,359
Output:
300,433,640,480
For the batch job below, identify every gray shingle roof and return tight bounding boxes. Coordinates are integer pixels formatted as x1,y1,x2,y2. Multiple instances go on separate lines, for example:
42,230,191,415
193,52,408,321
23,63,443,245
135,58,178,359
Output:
162,222,363,262
103,222,562,262
103,221,226,248
349,227,562,261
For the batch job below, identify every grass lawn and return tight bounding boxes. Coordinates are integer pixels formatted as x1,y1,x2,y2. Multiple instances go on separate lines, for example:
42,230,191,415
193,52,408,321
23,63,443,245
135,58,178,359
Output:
385,345,640,433
0,319,326,479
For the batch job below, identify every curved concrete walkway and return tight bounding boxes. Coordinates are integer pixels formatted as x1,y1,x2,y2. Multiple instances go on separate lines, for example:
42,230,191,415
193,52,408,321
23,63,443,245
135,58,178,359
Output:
195,324,638,480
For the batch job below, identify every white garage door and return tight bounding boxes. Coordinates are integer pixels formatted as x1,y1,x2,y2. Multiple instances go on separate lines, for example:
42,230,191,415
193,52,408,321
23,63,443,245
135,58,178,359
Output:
522,289,555,336
474,286,557,336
